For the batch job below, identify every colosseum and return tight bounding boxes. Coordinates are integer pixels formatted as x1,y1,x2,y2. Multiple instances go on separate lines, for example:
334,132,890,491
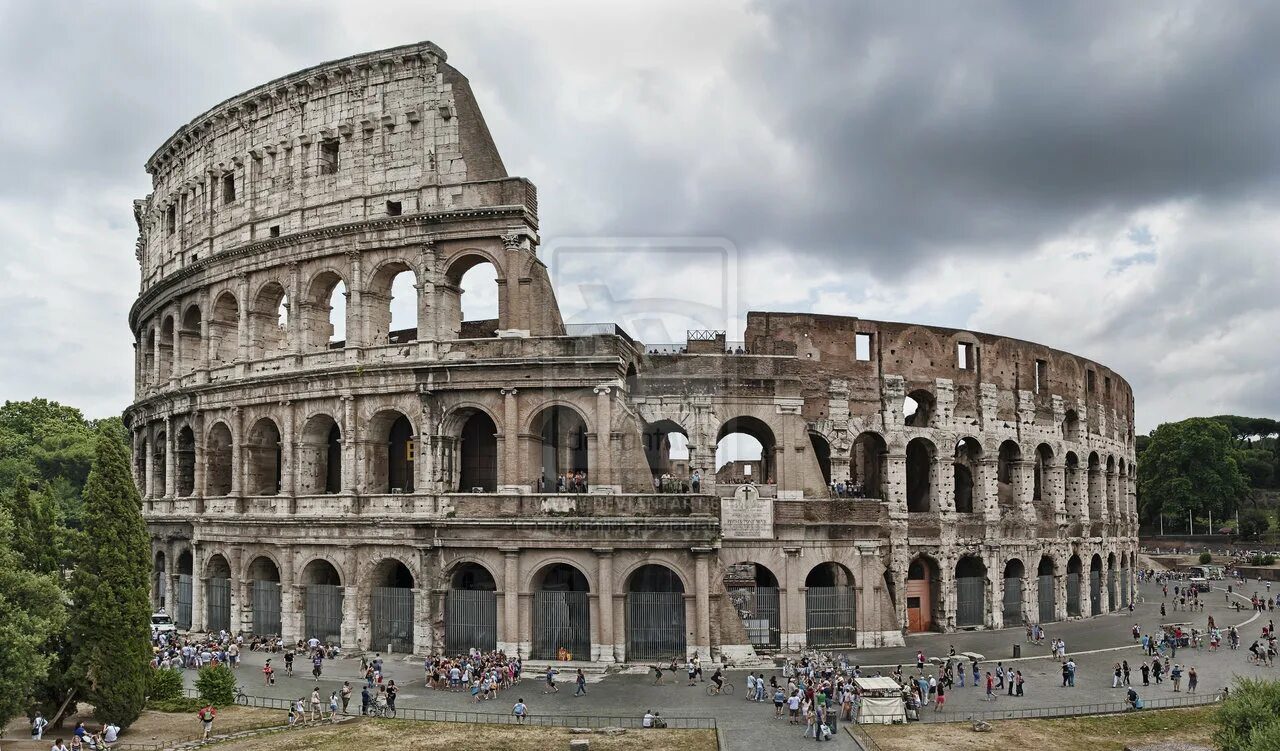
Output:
127,41,1138,661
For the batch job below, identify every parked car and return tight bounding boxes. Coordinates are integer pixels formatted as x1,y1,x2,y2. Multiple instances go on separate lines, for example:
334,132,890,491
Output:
151,611,177,638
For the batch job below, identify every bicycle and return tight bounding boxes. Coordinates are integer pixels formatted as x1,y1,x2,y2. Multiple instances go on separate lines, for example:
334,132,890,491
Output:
234,686,250,706
706,681,735,696
369,699,397,718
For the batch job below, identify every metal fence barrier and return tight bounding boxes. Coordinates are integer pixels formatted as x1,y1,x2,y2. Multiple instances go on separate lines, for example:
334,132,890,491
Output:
914,690,1222,724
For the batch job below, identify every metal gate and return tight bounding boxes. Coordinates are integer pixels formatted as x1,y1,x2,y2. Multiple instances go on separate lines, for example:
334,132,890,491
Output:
1107,569,1117,611
627,591,686,660
533,590,591,660
445,589,497,654
1090,570,1102,614
207,577,231,633
176,574,193,630
1038,574,1056,623
805,585,856,648
1066,573,1081,616
730,586,780,650
305,584,344,645
1003,577,1022,624
955,576,985,628
1120,568,1130,606
251,580,281,636
370,586,414,653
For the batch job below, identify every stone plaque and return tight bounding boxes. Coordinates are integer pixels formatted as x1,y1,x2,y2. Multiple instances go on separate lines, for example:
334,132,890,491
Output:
721,484,774,539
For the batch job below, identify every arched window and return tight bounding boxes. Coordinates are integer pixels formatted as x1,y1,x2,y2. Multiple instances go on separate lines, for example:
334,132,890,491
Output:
175,426,195,497
210,292,239,367
299,414,342,494
368,410,415,493
954,438,982,513
206,422,233,496
245,418,282,496
530,406,589,491
642,419,688,487
302,271,346,352
905,437,936,512
903,389,935,428
249,282,289,360
368,262,418,345
716,416,776,484
443,254,501,339
179,306,202,374
851,432,887,499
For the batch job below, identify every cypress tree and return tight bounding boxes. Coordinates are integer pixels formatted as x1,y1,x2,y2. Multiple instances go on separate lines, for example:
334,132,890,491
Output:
68,426,151,728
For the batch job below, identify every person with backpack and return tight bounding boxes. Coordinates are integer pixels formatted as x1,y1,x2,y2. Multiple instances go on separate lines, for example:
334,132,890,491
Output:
197,705,216,740
32,712,49,741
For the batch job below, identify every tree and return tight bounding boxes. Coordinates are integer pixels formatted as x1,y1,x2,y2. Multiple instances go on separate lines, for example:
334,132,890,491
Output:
0,505,68,731
1,476,65,575
1239,509,1270,541
1138,418,1250,524
1217,677,1280,751
195,665,236,706
68,425,152,728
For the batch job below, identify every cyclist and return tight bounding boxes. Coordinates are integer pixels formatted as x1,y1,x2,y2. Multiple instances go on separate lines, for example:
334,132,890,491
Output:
709,667,725,695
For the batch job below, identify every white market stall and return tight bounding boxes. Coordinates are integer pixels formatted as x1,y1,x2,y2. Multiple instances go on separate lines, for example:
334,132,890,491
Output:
855,676,906,724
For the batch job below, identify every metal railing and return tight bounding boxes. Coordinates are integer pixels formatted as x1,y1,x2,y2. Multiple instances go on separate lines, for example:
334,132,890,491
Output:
846,722,885,751
914,690,1222,723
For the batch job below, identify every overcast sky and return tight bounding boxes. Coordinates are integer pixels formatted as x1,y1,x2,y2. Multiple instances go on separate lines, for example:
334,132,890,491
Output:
1,0,1277,432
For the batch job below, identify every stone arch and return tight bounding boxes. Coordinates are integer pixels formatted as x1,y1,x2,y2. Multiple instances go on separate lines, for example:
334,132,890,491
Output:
809,431,833,486
1066,553,1084,616
444,559,499,653
723,561,782,649
531,560,592,661
953,437,983,513
1062,409,1081,443
851,430,888,499
1037,554,1058,623
152,427,167,496
448,560,499,590
158,315,175,380
175,424,196,496
1090,552,1104,614
1087,452,1104,518
367,258,418,344
205,421,233,496
301,269,347,352
367,408,416,493
955,555,988,628
299,413,342,494
205,552,233,579
905,436,937,512
641,418,689,483
368,557,415,652
179,303,202,374
245,417,282,496
153,549,167,609
997,439,1023,509
142,326,156,385
903,388,936,428
209,290,239,367
906,554,942,632
443,251,502,339
804,562,857,648
528,404,590,491
625,562,688,660
248,280,289,360
1002,558,1025,625
715,415,777,485
300,558,344,644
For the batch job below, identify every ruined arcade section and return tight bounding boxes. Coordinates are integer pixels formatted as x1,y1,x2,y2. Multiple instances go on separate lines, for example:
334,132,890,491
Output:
126,42,1138,661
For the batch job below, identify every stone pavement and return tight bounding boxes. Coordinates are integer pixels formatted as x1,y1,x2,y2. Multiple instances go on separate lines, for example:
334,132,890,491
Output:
185,581,1280,750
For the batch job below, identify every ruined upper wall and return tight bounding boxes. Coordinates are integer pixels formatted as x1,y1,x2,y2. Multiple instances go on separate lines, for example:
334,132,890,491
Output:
134,42,510,291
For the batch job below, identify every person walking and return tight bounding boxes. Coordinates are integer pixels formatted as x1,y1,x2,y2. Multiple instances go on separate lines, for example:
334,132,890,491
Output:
310,687,322,722
197,704,216,740
1015,670,1025,697
32,712,49,741
340,681,352,714
1188,666,1198,694
545,666,560,693
574,669,587,696
1170,664,1182,692
1122,660,1131,687
985,671,996,701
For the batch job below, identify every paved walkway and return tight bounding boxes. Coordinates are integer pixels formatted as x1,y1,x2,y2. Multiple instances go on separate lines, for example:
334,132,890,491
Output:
184,580,1280,750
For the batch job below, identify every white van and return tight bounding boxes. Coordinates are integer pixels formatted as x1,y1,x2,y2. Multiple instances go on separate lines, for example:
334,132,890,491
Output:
1189,577,1210,593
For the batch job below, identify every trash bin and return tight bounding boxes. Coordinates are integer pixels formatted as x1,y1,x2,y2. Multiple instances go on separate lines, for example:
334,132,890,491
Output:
1013,644,1021,658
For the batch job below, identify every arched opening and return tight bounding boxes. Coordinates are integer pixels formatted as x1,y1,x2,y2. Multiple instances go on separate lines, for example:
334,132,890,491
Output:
153,551,167,610
723,562,780,650
1106,455,1118,517
368,262,418,344
903,389,935,428
805,562,856,648
249,282,289,360
1087,452,1103,519
905,437,936,512
851,431,887,499
626,564,686,661
175,425,195,497
1062,409,1081,442
716,416,776,485
206,554,232,633
152,430,167,496
158,316,174,381
209,292,239,367
302,271,347,352
175,550,194,629
530,406,589,492
247,556,282,637
1064,452,1082,517
458,410,498,492
1033,443,1053,502
955,556,987,628
143,328,156,385
953,438,982,513
1002,559,1025,625
370,559,415,653
532,563,591,661
809,432,832,487
205,422,233,496
997,440,1022,509
1066,554,1083,617
1120,550,1131,607
1090,553,1104,615
301,559,344,645
1037,556,1058,623
445,563,498,654
368,410,415,494
906,556,941,632
245,418,282,496
642,419,690,491
179,305,202,374
299,414,342,494
1106,552,1118,611
443,255,500,340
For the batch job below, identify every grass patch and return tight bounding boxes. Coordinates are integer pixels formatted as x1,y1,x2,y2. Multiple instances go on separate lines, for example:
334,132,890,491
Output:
865,706,1216,751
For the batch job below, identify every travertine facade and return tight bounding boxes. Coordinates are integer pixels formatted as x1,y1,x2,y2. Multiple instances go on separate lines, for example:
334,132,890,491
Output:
127,42,1138,660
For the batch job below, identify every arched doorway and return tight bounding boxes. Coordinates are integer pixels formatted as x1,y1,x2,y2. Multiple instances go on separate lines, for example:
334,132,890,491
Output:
533,563,591,660
245,418,282,496
723,562,780,650
1033,444,1054,523
302,560,344,645
1037,556,1057,623
1003,559,1025,625
626,564,686,660
1090,554,1104,615
176,426,195,496
716,416,776,485
955,557,987,628
446,563,498,654
851,432,887,498
176,550,194,630
248,556,282,637
369,410,415,493
206,554,232,633
954,438,982,513
370,559,414,653
301,271,346,352
530,407,589,491
179,305,202,374
443,254,501,340
248,281,289,360
299,414,342,494
368,262,418,344
997,440,1022,509
206,422,233,496
805,563,856,648
1066,555,1083,617
906,556,941,632
209,292,239,367
642,419,689,490
905,438,936,512
458,410,498,492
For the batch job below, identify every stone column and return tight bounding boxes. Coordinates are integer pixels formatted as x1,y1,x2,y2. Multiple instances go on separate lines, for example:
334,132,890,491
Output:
345,251,364,355
152,323,162,386
288,262,303,361
980,458,1000,523
341,395,358,493
342,583,359,649
230,408,243,496
501,388,520,489
501,550,520,655
885,454,907,514
144,426,154,499
1014,460,1035,523
593,385,613,489
229,546,244,635
781,547,803,650
235,272,250,367
281,401,296,498
164,416,176,498
280,551,298,643
693,548,711,658
595,549,616,662
191,544,206,633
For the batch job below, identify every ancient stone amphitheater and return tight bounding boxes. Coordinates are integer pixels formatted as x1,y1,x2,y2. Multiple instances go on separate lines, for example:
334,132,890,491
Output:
127,41,1138,660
